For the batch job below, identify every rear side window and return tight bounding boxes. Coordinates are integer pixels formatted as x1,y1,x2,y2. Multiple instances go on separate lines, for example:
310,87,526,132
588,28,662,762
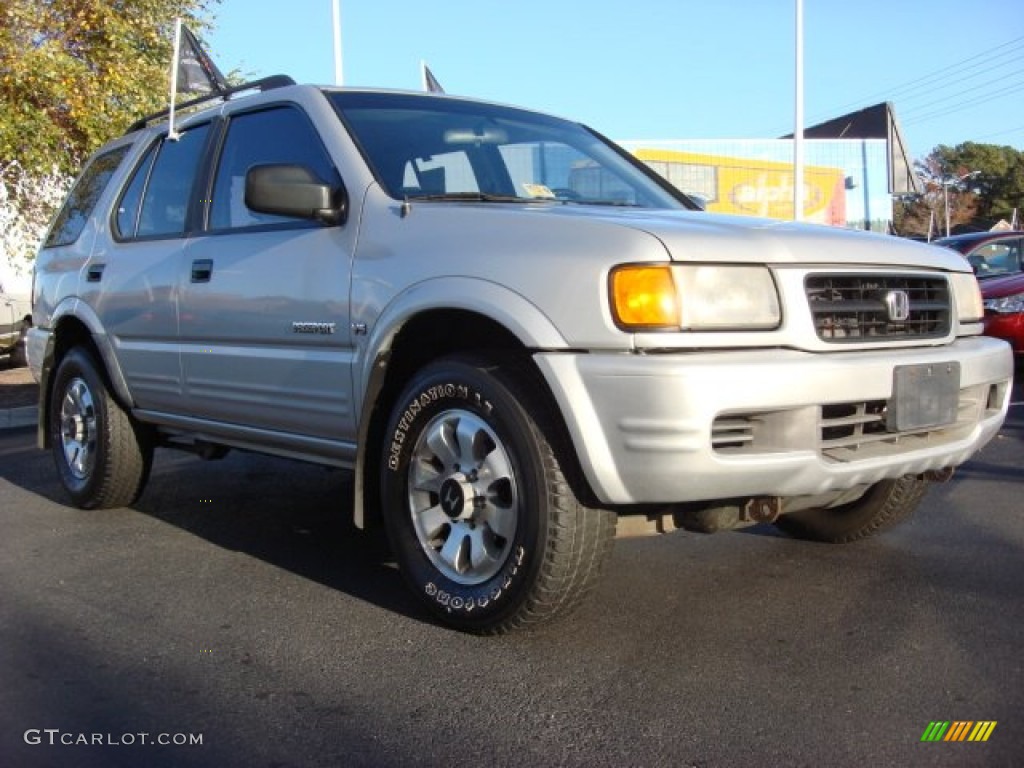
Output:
969,240,1021,277
44,146,130,247
209,106,338,230
115,123,211,239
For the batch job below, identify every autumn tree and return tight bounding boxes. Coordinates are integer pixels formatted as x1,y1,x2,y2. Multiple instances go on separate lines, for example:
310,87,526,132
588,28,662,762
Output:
0,0,218,275
895,142,1024,238
1,0,218,175
931,142,1024,224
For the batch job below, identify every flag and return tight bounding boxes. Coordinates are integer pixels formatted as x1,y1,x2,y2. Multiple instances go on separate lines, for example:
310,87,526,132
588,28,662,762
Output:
167,19,228,139
177,23,229,96
422,62,445,94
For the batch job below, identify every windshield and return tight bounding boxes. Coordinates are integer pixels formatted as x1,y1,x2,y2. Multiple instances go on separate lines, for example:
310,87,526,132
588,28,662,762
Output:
327,91,691,209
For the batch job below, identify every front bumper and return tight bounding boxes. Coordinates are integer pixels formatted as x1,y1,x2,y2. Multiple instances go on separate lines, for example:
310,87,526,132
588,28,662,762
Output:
535,337,1013,505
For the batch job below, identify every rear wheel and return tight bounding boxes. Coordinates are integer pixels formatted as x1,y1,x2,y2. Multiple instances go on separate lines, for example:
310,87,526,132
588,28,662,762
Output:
49,347,153,509
380,355,615,634
774,476,929,543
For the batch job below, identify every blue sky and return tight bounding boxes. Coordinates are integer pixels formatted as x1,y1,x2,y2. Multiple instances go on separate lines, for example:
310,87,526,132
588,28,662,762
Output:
206,1,1019,160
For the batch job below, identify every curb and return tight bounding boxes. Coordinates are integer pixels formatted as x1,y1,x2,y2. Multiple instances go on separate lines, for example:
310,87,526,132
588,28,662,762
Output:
0,405,37,431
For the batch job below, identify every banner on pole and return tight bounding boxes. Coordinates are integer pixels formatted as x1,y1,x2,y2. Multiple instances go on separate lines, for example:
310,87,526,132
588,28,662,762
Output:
422,62,445,94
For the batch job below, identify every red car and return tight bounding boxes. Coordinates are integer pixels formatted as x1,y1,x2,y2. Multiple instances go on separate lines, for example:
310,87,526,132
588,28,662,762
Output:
981,271,1024,358
935,231,1023,279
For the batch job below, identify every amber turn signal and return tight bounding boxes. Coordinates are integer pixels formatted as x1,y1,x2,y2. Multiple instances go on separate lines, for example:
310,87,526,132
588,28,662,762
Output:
610,265,679,329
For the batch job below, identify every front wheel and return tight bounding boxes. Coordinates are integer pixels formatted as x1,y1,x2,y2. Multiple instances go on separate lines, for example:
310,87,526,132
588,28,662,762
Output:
49,347,153,509
774,476,930,543
380,356,615,634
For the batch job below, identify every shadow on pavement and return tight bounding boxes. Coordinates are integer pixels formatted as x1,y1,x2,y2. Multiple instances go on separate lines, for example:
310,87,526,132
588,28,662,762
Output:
1,431,432,629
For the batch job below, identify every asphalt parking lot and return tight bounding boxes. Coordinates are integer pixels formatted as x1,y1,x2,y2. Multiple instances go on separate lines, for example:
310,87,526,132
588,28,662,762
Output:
0,373,1021,767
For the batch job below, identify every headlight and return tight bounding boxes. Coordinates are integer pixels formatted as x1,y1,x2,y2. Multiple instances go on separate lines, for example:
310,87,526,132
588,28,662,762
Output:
949,272,984,322
610,264,780,331
983,292,1024,314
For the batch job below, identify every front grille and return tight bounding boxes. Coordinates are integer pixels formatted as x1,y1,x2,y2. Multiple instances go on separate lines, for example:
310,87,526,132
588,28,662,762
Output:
806,274,950,342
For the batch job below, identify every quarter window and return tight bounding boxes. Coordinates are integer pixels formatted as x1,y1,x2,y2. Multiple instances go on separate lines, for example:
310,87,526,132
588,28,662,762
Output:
44,146,129,247
210,106,338,230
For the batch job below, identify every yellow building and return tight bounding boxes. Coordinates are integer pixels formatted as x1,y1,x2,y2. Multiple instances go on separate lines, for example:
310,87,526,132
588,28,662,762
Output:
634,148,847,226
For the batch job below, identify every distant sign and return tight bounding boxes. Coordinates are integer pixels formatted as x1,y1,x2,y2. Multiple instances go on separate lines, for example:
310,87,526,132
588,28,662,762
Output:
634,148,847,226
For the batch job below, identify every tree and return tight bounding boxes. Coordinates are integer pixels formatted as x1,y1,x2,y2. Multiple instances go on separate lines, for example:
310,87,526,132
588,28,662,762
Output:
933,142,1024,225
0,0,218,272
895,142,1024,238
1,0,218,176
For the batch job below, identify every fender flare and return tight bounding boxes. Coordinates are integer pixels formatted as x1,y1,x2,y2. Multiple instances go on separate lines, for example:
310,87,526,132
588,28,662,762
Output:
355,276,569,399
47,297,134,408
350,276,570,527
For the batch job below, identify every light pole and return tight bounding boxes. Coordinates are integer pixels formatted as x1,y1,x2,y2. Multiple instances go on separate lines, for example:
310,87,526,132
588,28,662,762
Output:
793,0,804,222
332,0,343,85
943,171,979,238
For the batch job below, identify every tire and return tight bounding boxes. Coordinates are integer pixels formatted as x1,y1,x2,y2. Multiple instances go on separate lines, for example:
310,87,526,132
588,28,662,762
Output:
380,355,615,634
774,476,930,543
49,347,153,509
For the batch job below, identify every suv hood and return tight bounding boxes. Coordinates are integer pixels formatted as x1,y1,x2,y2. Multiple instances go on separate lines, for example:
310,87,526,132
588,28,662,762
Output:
566,207,973,272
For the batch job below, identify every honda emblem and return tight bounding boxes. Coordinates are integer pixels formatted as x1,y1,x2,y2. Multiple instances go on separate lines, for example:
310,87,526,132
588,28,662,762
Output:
885,290,911,322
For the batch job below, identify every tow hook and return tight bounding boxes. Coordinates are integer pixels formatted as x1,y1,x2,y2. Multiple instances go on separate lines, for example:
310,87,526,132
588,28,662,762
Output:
743,496,783,524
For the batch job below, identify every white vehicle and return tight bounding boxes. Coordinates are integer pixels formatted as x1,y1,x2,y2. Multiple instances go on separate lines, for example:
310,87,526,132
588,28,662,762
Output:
1,280,31,367
30,78,1014,633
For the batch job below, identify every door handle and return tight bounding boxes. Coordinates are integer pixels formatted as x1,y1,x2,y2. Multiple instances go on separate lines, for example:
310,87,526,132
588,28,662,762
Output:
191,259,213,283
86,264,105,282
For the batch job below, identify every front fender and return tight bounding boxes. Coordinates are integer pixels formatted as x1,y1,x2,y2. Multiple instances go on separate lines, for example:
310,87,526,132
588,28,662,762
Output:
354,276,570,402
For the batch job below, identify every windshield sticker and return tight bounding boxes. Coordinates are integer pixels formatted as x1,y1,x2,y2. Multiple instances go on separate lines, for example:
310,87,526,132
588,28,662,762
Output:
522,183,556,199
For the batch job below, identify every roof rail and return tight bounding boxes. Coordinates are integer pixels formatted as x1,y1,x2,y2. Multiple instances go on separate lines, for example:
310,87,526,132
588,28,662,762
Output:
126,75,296,134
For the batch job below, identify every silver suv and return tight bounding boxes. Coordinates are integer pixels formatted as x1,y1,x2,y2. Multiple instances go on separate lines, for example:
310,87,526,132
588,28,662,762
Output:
30,78,1014,633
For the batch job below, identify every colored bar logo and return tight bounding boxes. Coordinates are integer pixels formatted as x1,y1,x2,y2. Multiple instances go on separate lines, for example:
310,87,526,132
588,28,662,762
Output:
921,721,997,742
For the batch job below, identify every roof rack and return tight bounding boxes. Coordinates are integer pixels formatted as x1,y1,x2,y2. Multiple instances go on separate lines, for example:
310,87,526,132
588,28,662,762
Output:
126,75,296,134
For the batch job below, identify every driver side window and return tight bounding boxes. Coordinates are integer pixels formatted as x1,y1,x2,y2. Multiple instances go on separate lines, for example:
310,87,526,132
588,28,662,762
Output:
210,106,339,230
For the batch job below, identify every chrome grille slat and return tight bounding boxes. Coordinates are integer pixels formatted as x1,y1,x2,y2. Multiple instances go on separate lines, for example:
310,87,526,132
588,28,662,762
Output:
822,412,884,428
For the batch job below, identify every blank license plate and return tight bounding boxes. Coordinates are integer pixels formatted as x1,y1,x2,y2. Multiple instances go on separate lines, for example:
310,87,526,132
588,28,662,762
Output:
887,362,960,432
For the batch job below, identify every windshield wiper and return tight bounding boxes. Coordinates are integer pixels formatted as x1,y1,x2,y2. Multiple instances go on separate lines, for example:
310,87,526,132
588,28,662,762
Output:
566,199,643,208
406,192,526,203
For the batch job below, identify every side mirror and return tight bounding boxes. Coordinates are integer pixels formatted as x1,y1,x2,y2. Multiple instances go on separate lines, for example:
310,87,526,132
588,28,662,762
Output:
245,164,347,225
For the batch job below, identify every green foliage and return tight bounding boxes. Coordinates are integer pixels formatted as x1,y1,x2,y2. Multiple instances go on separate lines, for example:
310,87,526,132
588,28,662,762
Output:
930,142,1024,223
895,142,1024,237
1,0,218,176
